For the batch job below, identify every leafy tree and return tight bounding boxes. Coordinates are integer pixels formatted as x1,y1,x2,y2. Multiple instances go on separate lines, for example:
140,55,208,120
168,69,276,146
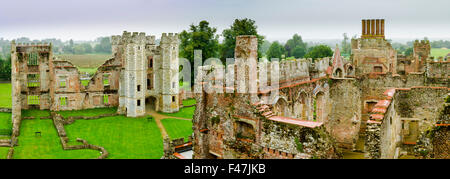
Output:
405,47,413,56
260,40,272,57
179,20,220,85
341,33,351,55
0,54,11,80
284,34,307,58
304,45,333,61
220,18,265,61
291,45,306,58
179,20,219,63
94,37,112,54
266,41,286,60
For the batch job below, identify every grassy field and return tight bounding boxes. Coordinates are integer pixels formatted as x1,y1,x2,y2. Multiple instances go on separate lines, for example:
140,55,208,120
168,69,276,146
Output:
0,112,11,129
81,79,90,86
160,106,195,119
77,67,98,76
0,83,11,108
56,54,112,68
431,48,450,58
161,118,193,141
0,147,9,159
65,115,163,159
182,99,196,106
13,119,100,159
57,107,117,118
22,110,51,119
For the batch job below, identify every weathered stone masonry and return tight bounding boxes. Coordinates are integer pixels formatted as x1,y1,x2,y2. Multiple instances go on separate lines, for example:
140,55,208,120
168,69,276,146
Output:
10,31,181,139
193,19,449,159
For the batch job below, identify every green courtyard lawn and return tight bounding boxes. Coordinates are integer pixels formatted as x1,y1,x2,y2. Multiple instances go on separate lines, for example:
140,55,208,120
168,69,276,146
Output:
57,107,117,118
81,79,90,86
0,112,11,130
65,115,163,159
0,147,9,159
161,118,193,141
159,106,195,119
0,83,11,108
22,109,51,119
431,48,450,58
13,119,100,159
182,99,196,106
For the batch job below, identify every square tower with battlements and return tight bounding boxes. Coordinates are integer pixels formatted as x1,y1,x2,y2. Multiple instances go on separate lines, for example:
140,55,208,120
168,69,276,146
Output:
113,31,180,117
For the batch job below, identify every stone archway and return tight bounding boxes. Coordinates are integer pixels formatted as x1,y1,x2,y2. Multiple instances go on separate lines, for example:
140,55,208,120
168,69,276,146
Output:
334,68,343,78
146,96,158,112
347,66,353,76
274,98,289,117
294,92,308,120
314,91,325,122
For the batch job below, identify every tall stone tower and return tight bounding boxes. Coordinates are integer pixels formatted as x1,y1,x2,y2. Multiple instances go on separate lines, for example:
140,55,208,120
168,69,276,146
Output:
158,33,180,113
115,31,154,117
114,31,179,117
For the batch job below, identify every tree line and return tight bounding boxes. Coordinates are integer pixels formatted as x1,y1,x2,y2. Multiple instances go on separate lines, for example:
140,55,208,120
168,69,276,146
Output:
179,18,336,65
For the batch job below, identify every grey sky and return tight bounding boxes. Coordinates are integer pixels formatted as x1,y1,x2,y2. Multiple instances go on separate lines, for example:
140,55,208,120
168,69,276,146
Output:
0,0,449,42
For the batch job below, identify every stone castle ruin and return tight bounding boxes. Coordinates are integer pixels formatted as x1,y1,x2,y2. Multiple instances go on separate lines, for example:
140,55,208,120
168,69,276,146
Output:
192,19,449,159
7,19,449,159
10,31,181,138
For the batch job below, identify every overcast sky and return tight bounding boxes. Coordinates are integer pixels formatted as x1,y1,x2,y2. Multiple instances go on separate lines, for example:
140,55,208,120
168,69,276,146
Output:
0,0,449,42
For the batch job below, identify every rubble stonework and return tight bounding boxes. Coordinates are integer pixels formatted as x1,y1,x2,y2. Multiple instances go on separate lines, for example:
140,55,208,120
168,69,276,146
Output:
193,20,449,159
11,31,180,122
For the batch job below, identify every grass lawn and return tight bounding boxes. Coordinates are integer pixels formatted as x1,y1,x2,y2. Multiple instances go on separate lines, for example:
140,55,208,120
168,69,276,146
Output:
77,67,98,76
0,112,11,129
57,107,117,118
22,109,51,119
182,99,196,106
13,119,100,159
431,48,450,58
81,80,90,86
0,83,11,108
161,118,192,141
0,147,9,159
65,115,163,159
160,106,195,119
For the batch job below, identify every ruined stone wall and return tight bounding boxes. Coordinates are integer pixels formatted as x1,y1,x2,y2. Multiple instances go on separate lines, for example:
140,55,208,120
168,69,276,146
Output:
394,87,448,132
193,35,339,159
427,61,449,80
327,78,362,149
351,38,397,75
260,119,339,159
367,87,448,159
379,99,402,159
50,56,121,111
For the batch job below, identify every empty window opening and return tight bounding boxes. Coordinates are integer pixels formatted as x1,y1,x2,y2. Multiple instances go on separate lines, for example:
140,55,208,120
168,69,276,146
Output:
59,77,66,88
103,94,109,105
27,52,38,66
137,99,141,106
27,74,40,87
103,74,110,86
374,66,383,72
137,85,141,92
235,121,255,141
27,95,40,105
172,96,176,102
60,97,68,106
148,56,153,68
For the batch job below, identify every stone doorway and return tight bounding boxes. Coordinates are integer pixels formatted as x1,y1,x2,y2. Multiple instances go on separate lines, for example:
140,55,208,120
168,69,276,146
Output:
146,96,157,112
